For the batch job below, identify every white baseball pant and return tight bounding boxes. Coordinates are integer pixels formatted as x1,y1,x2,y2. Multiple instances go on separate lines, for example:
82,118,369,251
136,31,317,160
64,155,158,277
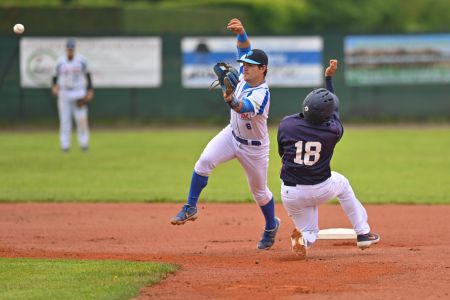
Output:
194,125,273,206
57,90,89,150
281,171,370,247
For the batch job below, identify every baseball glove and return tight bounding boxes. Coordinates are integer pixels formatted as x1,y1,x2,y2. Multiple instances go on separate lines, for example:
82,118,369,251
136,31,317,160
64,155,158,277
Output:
209,62,239,97
76,90,94,107
76,98,89,107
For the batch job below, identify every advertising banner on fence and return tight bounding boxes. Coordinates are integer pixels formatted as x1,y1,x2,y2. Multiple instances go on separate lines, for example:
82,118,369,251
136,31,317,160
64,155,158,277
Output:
345,34,450,85
20,37,162,88
182,37,323,88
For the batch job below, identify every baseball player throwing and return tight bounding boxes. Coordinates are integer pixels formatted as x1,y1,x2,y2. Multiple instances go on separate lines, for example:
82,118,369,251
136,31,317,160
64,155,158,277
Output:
277,59,380,259
51,38,93,152
171,18,280,250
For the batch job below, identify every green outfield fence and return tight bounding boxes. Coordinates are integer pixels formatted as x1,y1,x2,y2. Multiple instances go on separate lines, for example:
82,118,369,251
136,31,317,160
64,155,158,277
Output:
1,7,449,123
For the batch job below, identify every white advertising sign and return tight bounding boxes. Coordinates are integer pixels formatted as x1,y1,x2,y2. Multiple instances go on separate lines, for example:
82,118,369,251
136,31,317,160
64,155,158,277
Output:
20,37,162,88
345,34,450,85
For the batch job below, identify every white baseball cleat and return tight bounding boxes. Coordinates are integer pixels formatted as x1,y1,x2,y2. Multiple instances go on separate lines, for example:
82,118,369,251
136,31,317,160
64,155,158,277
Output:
291,228,307,259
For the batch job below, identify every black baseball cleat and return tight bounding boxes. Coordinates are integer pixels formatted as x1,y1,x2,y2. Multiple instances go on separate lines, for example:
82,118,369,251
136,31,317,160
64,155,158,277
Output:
357,232,380,249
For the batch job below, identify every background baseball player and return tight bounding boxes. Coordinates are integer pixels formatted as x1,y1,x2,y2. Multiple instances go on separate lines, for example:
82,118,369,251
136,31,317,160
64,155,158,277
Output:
171,18,280,250
277,59,380,259
51,38,93,152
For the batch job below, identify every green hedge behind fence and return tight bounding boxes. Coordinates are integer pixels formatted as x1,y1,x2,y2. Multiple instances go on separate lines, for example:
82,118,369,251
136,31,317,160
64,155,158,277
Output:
1,7,449,124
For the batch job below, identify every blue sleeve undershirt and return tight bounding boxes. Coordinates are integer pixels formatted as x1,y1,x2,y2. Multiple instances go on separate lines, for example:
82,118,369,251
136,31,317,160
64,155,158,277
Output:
236,40,253,114
237,46,251,60
238,98,254,113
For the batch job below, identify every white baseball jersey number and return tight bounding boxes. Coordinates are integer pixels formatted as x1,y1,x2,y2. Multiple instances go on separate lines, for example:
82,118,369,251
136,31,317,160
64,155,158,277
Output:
294,141,322,166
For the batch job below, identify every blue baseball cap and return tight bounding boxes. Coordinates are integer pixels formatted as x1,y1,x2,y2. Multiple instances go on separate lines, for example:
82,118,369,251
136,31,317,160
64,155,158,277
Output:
66,38,76,49
237,49,268,65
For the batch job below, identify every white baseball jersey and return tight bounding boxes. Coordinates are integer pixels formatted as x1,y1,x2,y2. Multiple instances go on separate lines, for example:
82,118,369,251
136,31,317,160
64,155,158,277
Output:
230,74,270,144
55,54,89,99
193,48,273,206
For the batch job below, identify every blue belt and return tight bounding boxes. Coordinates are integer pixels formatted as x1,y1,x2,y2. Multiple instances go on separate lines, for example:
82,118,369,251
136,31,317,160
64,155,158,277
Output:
232,130,261,146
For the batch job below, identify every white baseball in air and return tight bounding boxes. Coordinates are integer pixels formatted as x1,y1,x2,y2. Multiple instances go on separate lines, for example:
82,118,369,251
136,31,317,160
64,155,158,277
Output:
13,24,25,35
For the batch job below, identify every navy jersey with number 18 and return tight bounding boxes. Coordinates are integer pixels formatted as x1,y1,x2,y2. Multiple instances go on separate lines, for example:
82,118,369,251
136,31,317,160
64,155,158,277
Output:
277,113,343,185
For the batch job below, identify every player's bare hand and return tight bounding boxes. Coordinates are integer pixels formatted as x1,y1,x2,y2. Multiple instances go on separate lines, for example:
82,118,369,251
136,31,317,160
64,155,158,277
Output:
227,18,245,35
51,85,59,96
325,59,338,77
85,89,94,101
223,92,232,103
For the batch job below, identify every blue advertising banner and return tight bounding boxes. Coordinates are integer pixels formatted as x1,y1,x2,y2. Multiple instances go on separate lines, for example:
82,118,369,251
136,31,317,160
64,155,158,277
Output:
182,37,323,88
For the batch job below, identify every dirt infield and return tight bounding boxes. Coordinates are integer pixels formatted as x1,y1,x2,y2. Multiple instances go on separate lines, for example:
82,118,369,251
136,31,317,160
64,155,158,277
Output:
0,203,449,299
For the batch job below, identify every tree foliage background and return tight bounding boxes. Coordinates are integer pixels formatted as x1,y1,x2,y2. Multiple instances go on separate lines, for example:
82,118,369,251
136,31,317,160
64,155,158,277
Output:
1,0,449,34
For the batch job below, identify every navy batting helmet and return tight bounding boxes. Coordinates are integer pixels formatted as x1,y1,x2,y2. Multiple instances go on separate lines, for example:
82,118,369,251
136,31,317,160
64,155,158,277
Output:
302,88,337,124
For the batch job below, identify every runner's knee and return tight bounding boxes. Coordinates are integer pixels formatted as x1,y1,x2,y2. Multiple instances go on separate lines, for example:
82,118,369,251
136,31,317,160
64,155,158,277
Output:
332,171,350,190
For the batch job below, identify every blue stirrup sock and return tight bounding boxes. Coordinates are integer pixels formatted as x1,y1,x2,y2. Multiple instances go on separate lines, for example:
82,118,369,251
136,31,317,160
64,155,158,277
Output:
260,198,276,230
186,171,208,207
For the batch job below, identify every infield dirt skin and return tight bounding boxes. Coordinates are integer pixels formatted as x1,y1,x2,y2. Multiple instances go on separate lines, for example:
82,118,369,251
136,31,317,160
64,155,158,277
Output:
0,203,449,299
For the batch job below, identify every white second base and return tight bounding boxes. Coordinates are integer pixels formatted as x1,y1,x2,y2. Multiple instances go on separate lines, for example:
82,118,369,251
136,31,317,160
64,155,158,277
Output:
318,228,356,240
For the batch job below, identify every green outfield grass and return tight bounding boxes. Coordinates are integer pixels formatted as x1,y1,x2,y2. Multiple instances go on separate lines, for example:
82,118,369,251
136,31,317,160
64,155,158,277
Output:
0,258,177,300
0,126,448,204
